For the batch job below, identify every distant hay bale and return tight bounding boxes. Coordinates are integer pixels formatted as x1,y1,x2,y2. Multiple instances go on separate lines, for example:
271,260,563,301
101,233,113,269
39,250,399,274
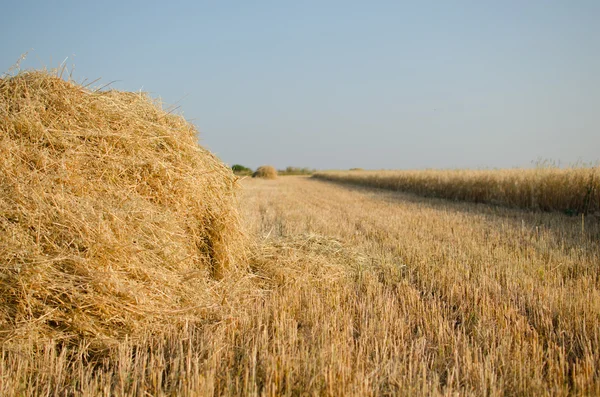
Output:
0,70,243,346
253,165,278,179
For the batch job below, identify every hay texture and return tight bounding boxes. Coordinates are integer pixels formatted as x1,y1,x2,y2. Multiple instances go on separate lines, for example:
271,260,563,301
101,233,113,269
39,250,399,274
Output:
0,70,242,346
253,165,278,179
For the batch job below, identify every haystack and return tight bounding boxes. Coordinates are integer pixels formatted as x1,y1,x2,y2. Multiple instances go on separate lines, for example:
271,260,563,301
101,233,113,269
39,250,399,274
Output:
0,70,243,346
253,165,278,179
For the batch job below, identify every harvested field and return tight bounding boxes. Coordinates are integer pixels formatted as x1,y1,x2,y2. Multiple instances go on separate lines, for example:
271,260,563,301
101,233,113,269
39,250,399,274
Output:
2,175,599,395
313,168,600,214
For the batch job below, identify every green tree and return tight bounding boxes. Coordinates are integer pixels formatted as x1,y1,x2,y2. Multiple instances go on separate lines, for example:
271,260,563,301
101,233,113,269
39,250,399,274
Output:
232,164,252,175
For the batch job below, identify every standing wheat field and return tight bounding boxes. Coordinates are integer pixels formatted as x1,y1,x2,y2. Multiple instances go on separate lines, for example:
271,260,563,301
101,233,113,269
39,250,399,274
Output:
313,168,600,214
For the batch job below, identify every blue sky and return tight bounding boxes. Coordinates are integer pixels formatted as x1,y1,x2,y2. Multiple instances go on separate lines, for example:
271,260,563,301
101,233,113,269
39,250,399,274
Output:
1,1,598,170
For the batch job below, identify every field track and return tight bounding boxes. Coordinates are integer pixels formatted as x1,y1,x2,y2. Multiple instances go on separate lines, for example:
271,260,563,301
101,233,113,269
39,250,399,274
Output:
239,175,600,396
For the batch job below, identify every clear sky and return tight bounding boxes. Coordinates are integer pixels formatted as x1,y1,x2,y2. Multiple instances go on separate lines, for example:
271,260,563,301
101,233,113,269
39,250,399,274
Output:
1,1,598,170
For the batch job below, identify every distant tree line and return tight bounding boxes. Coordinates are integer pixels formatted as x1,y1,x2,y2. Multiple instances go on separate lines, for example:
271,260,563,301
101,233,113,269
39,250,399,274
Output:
231,164,252,175
231,165,315,176
278,166,315,175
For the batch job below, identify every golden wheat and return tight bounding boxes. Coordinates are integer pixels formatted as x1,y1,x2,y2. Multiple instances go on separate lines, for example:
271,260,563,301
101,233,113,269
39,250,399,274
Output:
3,70,599,396
313,168,600,214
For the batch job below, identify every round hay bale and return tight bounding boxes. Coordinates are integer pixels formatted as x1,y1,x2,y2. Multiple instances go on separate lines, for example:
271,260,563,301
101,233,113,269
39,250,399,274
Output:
0,70,243,346
253,165,278,179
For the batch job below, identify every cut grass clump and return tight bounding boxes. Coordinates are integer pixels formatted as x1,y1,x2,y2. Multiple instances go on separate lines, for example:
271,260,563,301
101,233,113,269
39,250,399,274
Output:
253,165,278,179
0,70,244,348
